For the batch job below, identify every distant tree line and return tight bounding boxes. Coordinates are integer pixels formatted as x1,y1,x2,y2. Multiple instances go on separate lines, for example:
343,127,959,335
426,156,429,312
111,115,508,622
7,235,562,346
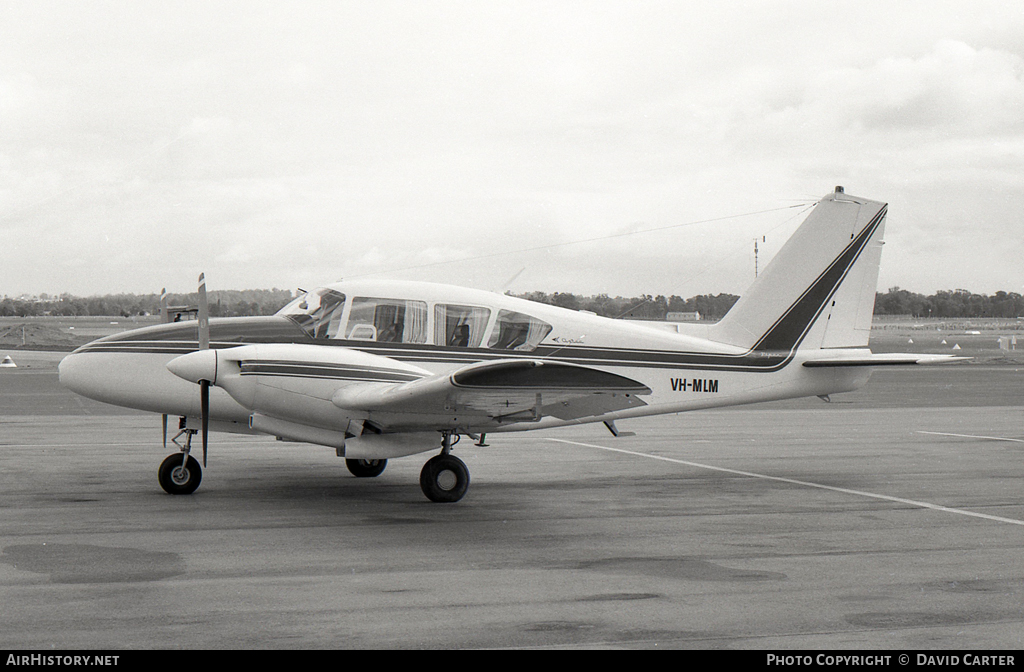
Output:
873,287,1024,318
510,291,741,320
0,289,295,318
515,287,1024,321
3,286,1023,320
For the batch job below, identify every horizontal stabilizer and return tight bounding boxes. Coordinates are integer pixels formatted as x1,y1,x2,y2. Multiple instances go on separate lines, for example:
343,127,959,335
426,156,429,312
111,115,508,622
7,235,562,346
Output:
803,353,969,367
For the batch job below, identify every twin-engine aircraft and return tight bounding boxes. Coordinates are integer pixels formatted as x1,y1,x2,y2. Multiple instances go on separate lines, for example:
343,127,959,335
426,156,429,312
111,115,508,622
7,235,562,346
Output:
59,188,957,502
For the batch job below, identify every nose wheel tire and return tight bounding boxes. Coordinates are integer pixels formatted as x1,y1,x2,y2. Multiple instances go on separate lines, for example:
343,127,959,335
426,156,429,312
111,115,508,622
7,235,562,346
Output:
419,454,469,503
158,454,202,495
346,458,388,478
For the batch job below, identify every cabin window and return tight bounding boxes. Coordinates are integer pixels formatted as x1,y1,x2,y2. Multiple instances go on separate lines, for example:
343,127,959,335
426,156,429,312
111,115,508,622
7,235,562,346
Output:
277,288,347,339
434,304,490,348
346,298,428,343
487,310,552,351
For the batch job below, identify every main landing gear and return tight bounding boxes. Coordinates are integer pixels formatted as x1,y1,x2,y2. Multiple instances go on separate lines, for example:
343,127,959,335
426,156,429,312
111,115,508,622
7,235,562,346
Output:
346,458,388,478
158,425,202,495
419,432,470,503
344,431,471,502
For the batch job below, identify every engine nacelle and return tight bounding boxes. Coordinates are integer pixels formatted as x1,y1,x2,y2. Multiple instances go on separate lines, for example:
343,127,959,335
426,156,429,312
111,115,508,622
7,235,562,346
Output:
343,431,440,460
168,343,432,442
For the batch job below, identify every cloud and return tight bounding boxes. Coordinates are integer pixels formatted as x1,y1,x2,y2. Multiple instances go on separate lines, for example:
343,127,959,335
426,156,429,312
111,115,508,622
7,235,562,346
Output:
181,117,237,138
2,3,1023,297
817,40,1024,135
0,72,43,117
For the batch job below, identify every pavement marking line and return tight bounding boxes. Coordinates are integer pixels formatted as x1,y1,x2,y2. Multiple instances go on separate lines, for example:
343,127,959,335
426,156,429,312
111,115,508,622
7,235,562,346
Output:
546,438,1024,527
917,430,1024,444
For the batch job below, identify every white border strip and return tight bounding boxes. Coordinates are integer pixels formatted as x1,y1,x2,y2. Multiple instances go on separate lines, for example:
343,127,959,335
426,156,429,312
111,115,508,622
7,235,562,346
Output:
547,438,1024,527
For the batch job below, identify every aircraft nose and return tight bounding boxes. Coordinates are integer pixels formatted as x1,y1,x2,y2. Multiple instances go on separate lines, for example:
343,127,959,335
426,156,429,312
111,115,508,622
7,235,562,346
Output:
57,351,120,402
57,353,80,391
167,349,218,385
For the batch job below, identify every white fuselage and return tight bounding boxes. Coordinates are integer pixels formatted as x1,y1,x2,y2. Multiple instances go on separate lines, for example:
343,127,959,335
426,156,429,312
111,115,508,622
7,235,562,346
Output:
59,279,872,443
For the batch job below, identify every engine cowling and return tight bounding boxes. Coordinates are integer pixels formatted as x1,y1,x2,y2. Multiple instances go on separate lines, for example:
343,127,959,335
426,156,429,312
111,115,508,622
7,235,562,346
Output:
167,343,431,438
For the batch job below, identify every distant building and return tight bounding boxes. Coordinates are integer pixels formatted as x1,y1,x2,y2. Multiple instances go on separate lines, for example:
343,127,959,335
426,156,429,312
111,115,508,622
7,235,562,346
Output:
666,311,701,322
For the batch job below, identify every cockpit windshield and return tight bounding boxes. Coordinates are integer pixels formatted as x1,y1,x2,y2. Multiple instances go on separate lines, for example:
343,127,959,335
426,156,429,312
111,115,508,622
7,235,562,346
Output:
277,288,347,339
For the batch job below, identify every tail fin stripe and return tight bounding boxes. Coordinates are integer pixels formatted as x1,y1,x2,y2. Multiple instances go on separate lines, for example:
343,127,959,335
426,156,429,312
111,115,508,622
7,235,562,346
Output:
752,205,886,353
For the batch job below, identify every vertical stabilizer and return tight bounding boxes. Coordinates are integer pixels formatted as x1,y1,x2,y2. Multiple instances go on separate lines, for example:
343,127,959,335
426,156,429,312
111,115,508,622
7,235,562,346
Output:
709,188,887,353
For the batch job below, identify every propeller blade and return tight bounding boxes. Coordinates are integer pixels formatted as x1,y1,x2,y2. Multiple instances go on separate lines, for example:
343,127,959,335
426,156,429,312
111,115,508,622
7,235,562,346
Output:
197,273,210,351
162,413,168,449
200,380,209,467
160,288,169,324
497,267,526,294
198,273,210,467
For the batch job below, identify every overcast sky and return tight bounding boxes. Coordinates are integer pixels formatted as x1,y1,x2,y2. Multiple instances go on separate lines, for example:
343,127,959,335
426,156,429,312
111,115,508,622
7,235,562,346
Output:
2,1,1022,299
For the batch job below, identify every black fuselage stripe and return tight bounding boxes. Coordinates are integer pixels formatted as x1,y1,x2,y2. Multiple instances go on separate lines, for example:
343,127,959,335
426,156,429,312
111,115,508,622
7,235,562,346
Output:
239,362,422,382
73,340,788,371
240,371,420,382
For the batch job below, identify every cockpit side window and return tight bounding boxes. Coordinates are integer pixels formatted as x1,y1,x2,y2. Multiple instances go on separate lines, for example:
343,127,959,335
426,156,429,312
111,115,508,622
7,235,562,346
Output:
486,310,552,352
313,290,347,339
347,298,428,343
434,304,490,348
277,288,346,339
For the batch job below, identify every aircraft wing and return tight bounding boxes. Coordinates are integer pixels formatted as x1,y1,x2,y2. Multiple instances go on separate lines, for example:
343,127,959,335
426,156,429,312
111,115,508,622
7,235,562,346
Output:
331,358,652,426
802,353,969,367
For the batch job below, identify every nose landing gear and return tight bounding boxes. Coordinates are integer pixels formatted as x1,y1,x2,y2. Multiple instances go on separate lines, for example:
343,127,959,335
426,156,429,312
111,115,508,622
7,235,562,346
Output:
158,452,202,495
158,425,202,495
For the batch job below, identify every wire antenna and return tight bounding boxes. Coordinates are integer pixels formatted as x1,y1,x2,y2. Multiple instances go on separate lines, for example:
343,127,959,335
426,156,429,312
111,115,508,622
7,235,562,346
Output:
342,203,812,281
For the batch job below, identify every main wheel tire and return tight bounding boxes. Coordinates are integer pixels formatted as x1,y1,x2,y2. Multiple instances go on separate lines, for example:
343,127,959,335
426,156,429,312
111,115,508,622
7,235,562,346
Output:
158,454,202,495
346,458,387,478
419,454,469,503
